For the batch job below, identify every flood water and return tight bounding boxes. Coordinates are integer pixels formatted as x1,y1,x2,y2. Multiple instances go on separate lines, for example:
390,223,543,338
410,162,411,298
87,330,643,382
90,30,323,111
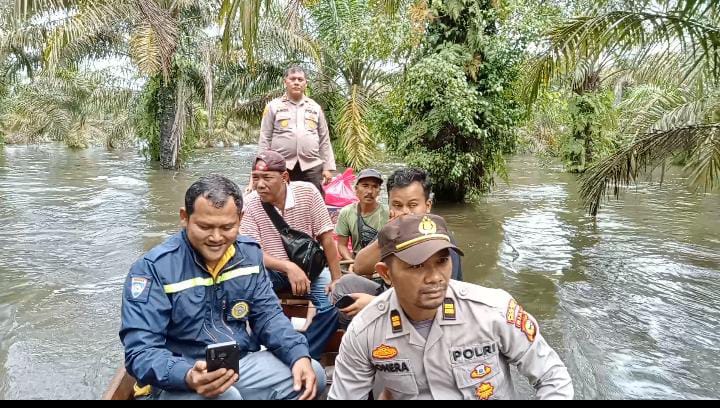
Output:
0,144,718,399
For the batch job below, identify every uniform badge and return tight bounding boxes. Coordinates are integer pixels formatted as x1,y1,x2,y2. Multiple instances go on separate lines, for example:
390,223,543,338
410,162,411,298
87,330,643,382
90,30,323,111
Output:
522,314,537,342
280,119,289,128
475,382,494,400
305,119,317,129
372,344,398,360
506,299,537,342
506,299,518,324
418,216,437,235
230,301,249,319
470,364,492,379
443,298,456,320
390,309,403,333
131,277,148,299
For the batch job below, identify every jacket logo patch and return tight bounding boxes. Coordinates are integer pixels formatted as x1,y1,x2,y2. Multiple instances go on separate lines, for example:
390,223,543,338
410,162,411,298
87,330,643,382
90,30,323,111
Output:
372,344,398,360
476,382,494,400
470,364,492,379
231,301,249,319
131,277,148,299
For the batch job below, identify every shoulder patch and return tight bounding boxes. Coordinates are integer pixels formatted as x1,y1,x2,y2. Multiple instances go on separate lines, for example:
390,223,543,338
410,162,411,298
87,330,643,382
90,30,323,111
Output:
126,275,152,303
506,298,538,342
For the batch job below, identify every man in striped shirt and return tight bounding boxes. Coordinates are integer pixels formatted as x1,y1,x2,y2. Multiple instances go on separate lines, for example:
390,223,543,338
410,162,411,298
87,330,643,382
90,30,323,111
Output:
241,150,342,357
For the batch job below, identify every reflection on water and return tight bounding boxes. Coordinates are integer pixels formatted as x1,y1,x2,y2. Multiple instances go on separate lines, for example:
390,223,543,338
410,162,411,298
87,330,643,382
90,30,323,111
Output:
0,146,718,399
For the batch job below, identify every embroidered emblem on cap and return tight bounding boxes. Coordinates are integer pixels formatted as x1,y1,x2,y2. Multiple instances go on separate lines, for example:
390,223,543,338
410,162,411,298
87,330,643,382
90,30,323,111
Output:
418,216,437,235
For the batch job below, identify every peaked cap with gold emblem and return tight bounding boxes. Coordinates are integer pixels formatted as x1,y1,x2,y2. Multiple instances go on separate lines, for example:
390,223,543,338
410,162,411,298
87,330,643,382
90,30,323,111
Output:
378,213,463,265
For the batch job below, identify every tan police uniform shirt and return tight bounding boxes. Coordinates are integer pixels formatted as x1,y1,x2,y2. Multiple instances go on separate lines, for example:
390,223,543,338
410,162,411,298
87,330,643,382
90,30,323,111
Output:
329,280,573,400
259,95,336,172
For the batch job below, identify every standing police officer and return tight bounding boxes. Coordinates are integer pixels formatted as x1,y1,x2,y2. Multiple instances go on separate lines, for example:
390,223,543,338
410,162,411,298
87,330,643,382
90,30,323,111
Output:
259,66,335,196
329,214,573,400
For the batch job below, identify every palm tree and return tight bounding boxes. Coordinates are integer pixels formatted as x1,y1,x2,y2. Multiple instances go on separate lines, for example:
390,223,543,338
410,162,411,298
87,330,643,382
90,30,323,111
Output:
525,0,720,215
26,0,215,168
1,68,134,148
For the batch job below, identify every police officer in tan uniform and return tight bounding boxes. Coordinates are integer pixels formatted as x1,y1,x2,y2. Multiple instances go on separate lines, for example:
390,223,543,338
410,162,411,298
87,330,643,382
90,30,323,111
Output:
329,214,573,400
258,66,335,196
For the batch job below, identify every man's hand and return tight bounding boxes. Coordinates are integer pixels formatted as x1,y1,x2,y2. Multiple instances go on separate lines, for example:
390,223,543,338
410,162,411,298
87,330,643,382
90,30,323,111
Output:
325,278,339,297
322,170,334,185
291,357,318,400
285,261,310,296
185,361,238,399
339,293,375,317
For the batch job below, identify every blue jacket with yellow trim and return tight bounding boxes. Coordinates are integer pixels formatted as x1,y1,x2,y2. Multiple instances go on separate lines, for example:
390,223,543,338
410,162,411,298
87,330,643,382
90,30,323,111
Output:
119,230,310,392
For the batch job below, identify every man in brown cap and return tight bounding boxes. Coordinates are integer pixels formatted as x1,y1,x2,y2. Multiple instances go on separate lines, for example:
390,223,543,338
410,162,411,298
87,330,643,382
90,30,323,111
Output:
329,214,573,400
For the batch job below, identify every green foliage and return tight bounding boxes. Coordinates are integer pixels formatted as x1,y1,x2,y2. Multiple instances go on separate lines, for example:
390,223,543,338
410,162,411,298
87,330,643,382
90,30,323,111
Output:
381,0,521,201
136,75,162,161
562,90,618,172
521,0,720,214
0,68,134,148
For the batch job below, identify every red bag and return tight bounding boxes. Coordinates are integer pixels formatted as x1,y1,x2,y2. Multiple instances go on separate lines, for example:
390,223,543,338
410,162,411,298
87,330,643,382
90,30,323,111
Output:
323,168,358,207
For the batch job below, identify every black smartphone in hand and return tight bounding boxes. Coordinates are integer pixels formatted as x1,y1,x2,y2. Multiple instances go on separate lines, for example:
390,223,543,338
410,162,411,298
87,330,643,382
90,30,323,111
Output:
206,341,240,374
335,294,356,309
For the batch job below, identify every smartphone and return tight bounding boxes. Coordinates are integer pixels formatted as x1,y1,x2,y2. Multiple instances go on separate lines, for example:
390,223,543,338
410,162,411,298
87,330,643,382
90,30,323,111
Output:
335,294,356,309
206,341,240,374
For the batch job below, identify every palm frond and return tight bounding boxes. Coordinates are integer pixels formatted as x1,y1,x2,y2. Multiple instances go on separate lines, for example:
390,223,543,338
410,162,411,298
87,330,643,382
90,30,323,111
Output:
219,0,265,63
580,124,720,215
337,84,374,169
135,0,178,81
129,23,162,76
686,128,720,191
261,16,320,64
43,1,134,69
524,8,720,104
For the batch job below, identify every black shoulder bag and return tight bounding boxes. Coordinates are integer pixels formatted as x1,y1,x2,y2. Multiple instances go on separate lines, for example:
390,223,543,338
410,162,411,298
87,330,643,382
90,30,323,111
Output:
261,202,326,282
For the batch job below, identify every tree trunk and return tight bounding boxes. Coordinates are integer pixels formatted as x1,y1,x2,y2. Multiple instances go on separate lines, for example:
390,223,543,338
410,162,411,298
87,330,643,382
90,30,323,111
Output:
583,124,593,166
158,80,178,169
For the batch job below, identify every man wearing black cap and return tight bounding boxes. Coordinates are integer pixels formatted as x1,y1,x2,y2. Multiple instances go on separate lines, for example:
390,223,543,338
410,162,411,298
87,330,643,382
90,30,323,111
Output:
328,214,573,400
335,168,389,262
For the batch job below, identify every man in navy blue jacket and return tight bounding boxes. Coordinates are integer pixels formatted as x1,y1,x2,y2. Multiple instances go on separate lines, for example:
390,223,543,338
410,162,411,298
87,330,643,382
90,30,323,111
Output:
120,174,324,400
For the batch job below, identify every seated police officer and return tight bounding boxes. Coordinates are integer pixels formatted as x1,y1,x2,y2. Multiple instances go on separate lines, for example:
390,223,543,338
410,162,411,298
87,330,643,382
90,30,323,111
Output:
120,174,324,400
329,214,573,400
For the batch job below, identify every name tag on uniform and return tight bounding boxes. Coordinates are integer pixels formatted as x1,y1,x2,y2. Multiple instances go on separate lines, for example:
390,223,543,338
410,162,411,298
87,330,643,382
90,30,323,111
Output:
450,343,498,364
